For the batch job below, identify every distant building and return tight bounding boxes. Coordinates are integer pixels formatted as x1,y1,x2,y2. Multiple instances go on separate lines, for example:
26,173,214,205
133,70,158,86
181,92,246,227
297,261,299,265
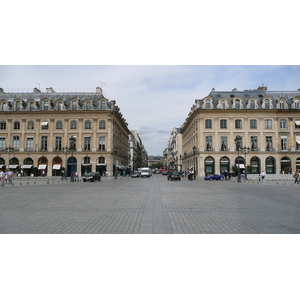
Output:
181,86,300,177
0,87,131,177
148,155,163,167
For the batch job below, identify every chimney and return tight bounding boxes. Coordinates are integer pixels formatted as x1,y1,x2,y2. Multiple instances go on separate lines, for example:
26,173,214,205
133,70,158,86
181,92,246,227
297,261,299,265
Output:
96,87,102,94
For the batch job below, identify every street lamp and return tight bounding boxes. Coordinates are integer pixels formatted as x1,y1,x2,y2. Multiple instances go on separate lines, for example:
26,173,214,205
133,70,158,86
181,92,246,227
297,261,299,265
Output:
69,136,76,182
234,135,242,183
193,146,197,180
5,147,15,168
241,146,250,180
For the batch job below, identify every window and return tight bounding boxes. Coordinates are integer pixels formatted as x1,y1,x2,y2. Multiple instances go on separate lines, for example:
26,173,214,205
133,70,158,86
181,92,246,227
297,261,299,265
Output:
295,121,300,129
99,136,106,151
41,136,48,150
281,136,287,151
206,136,212,151
295,101,300,109
0,121,6,130
265,119,272,129
0,137,5,149
205,119,212,129
235,99,241,109
266,136,273,151
251,136,258,151
265,99,270,109
100,100,106,110
70,120,77,129
72,100,77,110
43,101,49,111
84,137,91,150
85,121,92,130
280,120,287,129
58,102,63,111
55,136,62,150
83,156,90,164
220,119,227,129
279,102,285,109
250,100,255,109
220,136,227,151
14,121,20,130
99,121,106,129
13,136,19,150
2,102,7,111
235,120,242,129
26,137,34,151
205,99,211,109
16,101,21,111
41,122,48,130
27,121,34,130
220,100,226,109
250,119,257,129
56,121,63,130
29,102,35,111
86,101,92,110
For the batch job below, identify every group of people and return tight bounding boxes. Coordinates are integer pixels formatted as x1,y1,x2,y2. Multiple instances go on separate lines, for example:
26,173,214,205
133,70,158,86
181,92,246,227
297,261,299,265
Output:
0,169,13,184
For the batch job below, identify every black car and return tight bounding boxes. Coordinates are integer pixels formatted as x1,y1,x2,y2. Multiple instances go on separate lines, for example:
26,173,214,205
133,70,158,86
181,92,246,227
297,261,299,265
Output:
167,172,181,181
83,172,101,182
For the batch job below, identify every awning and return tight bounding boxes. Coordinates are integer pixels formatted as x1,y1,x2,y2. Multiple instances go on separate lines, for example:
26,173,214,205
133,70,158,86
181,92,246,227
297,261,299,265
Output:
236,164,245,168
96,163,107,166
21,165,33,169
295,121,300,126
52,164,61,170
82,164,91,166
38,164,47,170
41,122,48,126
296,136,300,144
8,165,18,169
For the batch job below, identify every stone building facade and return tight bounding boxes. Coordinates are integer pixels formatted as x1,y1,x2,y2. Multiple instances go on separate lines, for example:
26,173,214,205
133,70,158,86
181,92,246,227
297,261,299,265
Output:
0,87,130,177
181,86,300,177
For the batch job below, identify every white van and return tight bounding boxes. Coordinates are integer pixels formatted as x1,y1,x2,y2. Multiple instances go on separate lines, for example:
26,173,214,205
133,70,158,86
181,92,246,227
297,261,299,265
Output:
141,167,151,178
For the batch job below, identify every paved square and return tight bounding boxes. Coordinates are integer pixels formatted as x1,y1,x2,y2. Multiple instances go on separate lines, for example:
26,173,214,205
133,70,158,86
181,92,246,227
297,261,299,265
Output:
1,175,300,233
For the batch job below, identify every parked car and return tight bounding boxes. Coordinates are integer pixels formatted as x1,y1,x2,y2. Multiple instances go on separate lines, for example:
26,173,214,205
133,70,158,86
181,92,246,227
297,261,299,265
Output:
167,172,181,181
161,169,168,175
204,174,224,181
83,172,101,182
131,171,140,178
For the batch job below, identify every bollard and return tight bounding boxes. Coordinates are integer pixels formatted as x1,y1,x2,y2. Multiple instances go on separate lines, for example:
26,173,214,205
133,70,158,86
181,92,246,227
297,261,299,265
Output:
47,179,49,184
276,182,278,185
12,183,14,186
34,181,36,184
27,182,29,185
20,182,22,185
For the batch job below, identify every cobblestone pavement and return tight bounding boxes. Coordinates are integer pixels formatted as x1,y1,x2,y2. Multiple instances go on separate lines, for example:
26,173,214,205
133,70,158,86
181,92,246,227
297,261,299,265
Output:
1,175,300,233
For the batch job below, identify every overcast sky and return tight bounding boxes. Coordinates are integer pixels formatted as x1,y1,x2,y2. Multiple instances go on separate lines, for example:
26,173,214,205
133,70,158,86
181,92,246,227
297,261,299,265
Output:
0,65,299,155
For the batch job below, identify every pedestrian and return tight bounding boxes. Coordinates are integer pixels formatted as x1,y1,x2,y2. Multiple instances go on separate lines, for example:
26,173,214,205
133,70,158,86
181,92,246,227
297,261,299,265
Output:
261,171,266,182
224,170,228,181
293,170,299,184
42,169,45,177
0,169,4,183
258,174,261,182
7,169,13,184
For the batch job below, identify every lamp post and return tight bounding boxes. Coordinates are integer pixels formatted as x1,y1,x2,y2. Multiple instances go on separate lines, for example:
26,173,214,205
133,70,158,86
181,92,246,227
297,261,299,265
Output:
241,146,250,180
193,146,197,180
179,154,182,172
5,147,15,168
62,146,69,180
69,136,76,182
234,135,242,183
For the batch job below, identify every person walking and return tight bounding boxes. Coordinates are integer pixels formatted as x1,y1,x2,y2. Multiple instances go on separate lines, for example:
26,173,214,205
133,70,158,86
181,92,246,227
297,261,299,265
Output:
293,170,299,184
261,171,266,183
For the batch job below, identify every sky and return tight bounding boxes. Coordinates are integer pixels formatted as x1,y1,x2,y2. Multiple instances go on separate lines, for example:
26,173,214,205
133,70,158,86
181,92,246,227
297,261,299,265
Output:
0,65,299,155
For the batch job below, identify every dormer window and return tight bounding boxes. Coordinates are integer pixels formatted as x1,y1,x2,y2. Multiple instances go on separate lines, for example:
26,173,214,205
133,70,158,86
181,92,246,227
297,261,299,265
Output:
16,101,21,111
265,99,270,109
250,100,255,109
235,99,241,109
72,100,77,110
205,99,211,109
100,100,106,110
43,100,49,111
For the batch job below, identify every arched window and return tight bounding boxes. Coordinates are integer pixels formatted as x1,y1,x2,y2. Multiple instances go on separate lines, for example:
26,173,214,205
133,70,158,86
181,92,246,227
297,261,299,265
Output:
98,156,105,164
220,100,226,109
43,101,49,111
58,102,63,111
235,99,241,109
250,100,255,109
265,99,270,109
205,99,211,109
16,101,21,111
86,101,92,110
250,156,260,174
2,102,7,111
280,156,291,174
100,100,106,110
220,156,230,175
204,156,215,175
29,102,35,111
72,101,77,110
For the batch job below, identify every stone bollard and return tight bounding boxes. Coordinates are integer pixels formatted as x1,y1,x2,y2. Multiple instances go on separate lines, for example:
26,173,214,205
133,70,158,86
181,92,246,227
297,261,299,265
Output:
34,181,36,184
47,179,49,184
27,182,29,185
20,182,22,185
